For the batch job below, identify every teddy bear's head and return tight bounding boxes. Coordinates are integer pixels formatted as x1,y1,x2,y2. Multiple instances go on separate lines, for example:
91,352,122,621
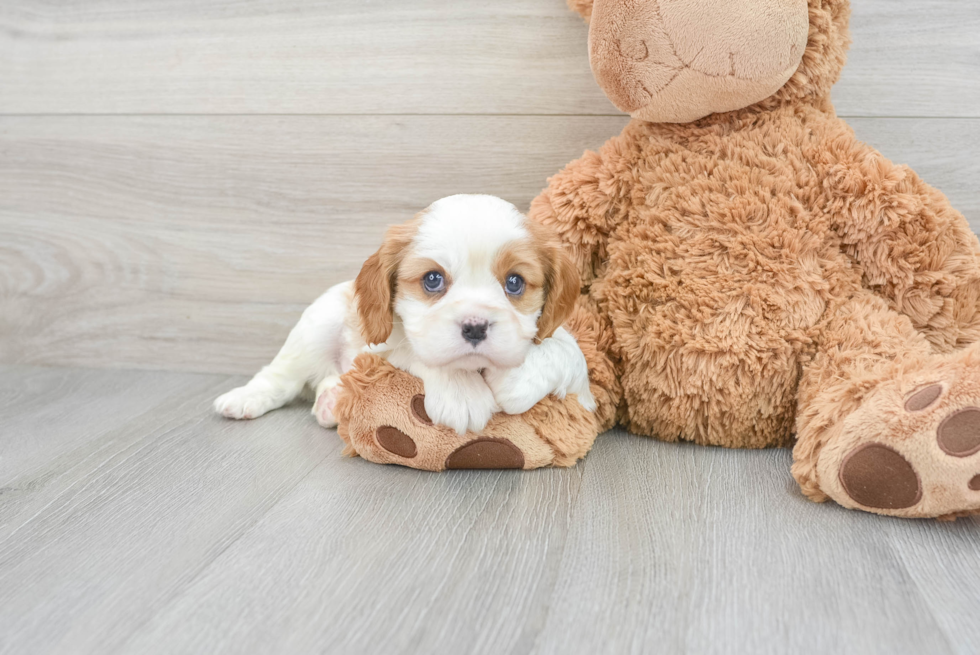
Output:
570,0,850,123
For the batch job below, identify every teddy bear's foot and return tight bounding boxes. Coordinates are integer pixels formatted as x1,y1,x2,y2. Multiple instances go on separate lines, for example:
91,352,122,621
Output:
332,354,599,472
810,346,980,519
343,388,544,471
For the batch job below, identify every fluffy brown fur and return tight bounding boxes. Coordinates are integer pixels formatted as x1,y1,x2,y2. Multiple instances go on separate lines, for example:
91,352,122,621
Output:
336,0,980,519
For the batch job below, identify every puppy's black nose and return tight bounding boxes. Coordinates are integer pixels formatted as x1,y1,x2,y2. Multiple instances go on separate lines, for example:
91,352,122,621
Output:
461,319,489,345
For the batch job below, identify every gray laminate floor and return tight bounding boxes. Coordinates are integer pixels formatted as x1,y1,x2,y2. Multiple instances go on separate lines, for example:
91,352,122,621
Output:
2,364,979,655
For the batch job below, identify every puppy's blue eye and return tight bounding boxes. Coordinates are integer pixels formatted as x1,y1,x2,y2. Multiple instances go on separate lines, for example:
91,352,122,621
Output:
505,274,525,296
422,271,445,293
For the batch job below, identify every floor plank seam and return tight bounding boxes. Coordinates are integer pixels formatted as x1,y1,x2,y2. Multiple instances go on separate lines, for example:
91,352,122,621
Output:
881,532,963,654
526,457,589,655
110,444,335,653
0,378,235,541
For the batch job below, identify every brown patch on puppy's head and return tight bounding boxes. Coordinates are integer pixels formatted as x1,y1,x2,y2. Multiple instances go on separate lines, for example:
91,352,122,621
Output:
354,216,422,345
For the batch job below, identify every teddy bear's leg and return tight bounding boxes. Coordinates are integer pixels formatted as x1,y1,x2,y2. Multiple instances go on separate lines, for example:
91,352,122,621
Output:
793,289,980,519
822,136,980,352
333,354,602,472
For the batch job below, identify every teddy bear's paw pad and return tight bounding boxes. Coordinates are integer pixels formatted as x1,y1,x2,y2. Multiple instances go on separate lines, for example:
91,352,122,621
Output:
376,426,418,459
839,443,922,510
445,438,525,470
937,408,980,456
410,394,432,425
823,374,980,518
904,384,943,412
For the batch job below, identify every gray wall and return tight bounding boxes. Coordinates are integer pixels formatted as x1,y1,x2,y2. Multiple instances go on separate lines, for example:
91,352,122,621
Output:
2,0,978,374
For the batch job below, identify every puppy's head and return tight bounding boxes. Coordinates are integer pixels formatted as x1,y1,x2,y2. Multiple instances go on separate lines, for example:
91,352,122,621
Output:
354,194,579,371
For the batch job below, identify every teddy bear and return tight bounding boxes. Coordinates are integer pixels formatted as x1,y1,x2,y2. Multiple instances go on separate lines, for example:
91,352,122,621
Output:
334,0,980,520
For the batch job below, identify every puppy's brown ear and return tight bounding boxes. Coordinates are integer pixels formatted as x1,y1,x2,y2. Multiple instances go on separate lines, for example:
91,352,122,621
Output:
354,221,417,345
535,229,581,342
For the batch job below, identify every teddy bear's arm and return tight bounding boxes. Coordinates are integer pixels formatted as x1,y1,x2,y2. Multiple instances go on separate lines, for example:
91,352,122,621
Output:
822,135,980,351
334,353,601,471
528,137,635,287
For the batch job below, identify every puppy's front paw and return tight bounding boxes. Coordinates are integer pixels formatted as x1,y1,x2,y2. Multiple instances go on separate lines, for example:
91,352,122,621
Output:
464,393,498,434
484,367,547,416
423,388,497,435
213,386,277,420
423,394,473,435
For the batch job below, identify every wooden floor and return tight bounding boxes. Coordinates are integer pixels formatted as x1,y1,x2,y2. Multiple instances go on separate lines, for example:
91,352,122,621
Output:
1,364,978,655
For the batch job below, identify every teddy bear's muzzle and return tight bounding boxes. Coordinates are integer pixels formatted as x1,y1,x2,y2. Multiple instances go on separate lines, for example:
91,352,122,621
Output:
588,0,809,123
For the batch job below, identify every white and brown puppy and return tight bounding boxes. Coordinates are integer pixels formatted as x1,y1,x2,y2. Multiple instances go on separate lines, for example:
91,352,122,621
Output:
214,194,596,434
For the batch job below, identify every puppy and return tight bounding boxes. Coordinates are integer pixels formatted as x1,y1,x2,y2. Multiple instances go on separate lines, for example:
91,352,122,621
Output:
213,194,596,434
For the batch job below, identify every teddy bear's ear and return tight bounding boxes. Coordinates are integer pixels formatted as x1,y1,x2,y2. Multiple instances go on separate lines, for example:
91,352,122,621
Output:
567,0,594,21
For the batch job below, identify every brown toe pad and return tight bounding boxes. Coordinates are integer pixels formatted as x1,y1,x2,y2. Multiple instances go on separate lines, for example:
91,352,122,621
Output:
376,426,417,459
410,394,432,425
937,407,980,457
904,384,942,412
839,443,921,510
445,438,525,470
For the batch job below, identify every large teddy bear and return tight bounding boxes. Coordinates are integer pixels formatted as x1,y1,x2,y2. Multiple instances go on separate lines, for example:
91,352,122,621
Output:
334,0,980,520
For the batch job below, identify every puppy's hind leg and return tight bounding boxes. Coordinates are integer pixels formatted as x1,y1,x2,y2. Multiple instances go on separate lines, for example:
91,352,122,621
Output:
313,375,343,428
214,282,353,420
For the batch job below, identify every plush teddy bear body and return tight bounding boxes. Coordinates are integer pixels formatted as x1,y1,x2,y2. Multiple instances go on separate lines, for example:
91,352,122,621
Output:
534,104,852,450
337,0,980,519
